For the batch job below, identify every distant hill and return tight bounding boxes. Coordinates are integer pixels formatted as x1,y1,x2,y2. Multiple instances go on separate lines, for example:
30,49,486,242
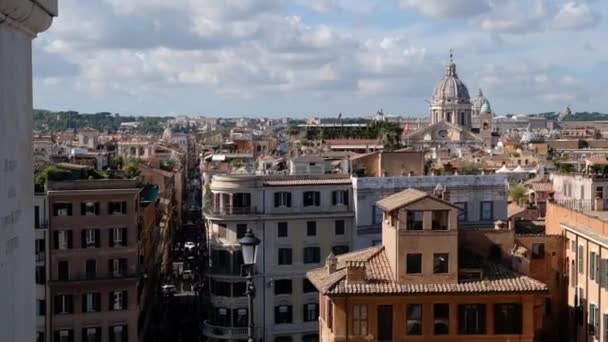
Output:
532,111,608,121
33,109,172,134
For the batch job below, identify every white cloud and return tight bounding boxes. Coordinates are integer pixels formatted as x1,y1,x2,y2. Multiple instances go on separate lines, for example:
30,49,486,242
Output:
552,2,601,31
399,0,491,18
477,0,547,34
310,0,339,13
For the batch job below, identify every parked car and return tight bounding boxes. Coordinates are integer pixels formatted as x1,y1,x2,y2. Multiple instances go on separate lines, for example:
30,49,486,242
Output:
161,284,177,295
184,241,196,250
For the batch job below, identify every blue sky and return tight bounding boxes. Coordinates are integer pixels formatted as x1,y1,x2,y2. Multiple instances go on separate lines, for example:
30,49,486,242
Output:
33,0,608,118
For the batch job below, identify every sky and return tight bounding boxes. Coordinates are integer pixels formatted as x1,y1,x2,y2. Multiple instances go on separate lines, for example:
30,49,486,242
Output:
32,0,608,118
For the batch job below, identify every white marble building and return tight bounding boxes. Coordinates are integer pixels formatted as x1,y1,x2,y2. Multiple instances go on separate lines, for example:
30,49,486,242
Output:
0,2,57,342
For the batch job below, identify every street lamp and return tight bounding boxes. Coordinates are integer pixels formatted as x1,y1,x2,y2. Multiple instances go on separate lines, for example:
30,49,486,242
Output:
238,229,260,342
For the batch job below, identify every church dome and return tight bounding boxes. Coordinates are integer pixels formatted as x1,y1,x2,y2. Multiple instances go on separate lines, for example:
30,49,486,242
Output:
472,88,491,115
432,61,470,105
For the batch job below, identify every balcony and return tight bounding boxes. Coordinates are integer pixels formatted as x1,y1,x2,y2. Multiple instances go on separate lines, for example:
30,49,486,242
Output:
202,320,250,340
50,271,139,283
205,205,257,216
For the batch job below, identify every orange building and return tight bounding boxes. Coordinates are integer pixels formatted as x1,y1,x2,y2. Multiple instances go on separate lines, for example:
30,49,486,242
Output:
308,188,548,341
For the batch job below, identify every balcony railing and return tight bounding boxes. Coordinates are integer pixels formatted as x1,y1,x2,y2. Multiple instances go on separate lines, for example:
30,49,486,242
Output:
555,199,596,212
205,205,257,216
51,271,139,283
202,320,249,340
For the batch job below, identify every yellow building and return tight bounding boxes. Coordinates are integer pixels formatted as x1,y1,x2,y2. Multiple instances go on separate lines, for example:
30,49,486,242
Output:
308,188,548,341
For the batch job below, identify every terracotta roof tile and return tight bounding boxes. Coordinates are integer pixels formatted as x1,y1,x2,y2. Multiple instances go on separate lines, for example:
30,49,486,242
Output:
375,188,428,212
307,247,548,296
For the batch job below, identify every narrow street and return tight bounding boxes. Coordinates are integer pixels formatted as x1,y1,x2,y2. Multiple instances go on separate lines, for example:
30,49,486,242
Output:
146,159,206,341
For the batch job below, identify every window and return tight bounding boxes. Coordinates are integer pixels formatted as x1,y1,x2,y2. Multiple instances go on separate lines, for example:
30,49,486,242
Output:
332,190,348,205
458,304,486,334
372,205,383,225
433,253,449,274
37,299,46,316
303,278,317,293
334,220,345,235
35,205,40,228
37,332,44,342
210,280,231,297
109,325,128,342
53,203,72,217
54,294,73,314
232,193,251,208
274,279,292,295
332,245,349,255
108,201,127,215
85,259,96,279
494,303,522,334
407,254,422,274
351,304,368,335
304,303,319,322
303,247,321,264
579,245,585,274
531,243,545,259
604,314,608,342
590,251,597,280
480,201,493,221
406,304,422,335
82,229,100,248
110,228,127,247
431,210,449,230
434,304,449,335
303,191,321,207
81,202,100,216
58,261,69,281
406,211,424,230
236,224,247,239
82,327,101,342
590,303,599,337
275,305,293,324
54,230,72,250
233,308,248,327
327,299,334,331
110,291,128,311
307,221,317,236
545,298,552,316
82,292,101,313
217,223,226,239
109,258,127,277
302,334,319,342
278,248,292,265
55,329,74,342
274,192,292,208
214,307,230,326
277,222,288,237
571,240,576,252
597,186,604,199
35,266,46,284
232,282,246,297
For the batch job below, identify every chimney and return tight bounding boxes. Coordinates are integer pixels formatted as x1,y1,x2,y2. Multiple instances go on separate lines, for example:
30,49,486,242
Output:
326,253,337,274
345,261,366,284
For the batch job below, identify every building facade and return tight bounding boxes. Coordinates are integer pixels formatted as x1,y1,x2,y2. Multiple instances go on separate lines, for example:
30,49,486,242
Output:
204,174,354,342
352,175,509,249
546,201,608,342
47,179,143,342
0,2,57,341
308,188,548,342
35,191,50,342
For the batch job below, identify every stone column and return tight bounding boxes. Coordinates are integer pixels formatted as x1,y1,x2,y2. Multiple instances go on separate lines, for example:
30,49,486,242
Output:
0,1,57,341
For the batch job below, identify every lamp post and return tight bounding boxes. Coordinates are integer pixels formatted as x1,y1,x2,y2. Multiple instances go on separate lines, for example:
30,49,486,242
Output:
238,229,260,342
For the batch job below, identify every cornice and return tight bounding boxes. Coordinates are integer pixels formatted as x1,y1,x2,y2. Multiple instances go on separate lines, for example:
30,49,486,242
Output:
0,0,57,36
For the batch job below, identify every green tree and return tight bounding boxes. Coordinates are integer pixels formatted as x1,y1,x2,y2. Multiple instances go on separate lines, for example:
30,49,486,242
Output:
509,183,526,205
124,159,140,179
